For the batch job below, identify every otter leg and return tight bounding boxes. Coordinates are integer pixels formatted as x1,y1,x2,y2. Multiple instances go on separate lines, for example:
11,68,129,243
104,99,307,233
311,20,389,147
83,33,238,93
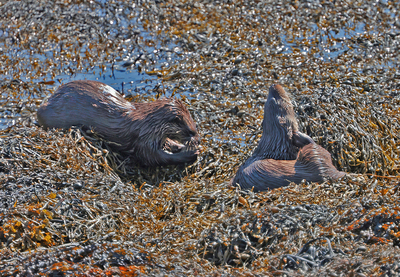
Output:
292,131,314,148
158,149,199,166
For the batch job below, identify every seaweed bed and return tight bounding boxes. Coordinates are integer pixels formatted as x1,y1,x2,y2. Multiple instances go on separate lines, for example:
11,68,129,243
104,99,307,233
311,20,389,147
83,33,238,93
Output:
1,0,400,276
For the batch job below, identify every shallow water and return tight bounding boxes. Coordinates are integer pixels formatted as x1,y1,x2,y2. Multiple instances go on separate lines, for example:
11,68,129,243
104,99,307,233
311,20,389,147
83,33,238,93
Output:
1,1,398,129
0,1,181,129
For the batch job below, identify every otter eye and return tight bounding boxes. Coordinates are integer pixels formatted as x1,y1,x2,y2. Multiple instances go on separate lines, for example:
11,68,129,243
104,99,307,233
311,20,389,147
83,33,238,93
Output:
171,118,182,125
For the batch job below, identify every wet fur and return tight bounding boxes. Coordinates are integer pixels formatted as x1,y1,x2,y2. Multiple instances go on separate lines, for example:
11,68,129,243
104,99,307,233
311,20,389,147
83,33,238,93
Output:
232,84,345,191
37,80,199,167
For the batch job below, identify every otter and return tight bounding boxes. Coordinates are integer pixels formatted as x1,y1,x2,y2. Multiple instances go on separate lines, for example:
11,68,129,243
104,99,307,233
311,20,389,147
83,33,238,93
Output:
37,80,200,167
231,84,345,191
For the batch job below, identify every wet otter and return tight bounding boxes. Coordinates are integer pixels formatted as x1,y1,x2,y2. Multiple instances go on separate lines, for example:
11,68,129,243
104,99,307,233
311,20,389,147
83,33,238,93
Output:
231,84,345,191
37,80,200,167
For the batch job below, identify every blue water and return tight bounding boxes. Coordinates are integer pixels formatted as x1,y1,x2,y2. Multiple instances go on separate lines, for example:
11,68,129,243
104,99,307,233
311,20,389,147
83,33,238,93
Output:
0,5,397,129
280,22,368,60
0,20,169,129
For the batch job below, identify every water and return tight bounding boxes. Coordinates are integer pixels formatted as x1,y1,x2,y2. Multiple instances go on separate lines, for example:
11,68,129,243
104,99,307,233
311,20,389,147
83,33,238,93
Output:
280,22,373,61
0,2,175,129
0,1,398,130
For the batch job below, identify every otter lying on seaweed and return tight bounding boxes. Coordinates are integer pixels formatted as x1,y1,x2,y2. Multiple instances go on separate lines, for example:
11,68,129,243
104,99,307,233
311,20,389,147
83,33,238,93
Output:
37,80,200,167
232,84,345,191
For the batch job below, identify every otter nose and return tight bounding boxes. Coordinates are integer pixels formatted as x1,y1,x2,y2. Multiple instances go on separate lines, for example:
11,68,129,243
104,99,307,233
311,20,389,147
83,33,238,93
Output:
190,134,200,146
186,135,201,152
268,84,287,102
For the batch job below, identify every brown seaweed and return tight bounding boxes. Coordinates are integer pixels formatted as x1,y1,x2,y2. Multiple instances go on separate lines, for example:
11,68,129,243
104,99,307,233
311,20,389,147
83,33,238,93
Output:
1,0,400,276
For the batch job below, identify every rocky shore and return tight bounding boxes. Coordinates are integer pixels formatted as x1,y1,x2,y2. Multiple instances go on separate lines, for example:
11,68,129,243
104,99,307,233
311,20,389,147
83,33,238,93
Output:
1,0,400,275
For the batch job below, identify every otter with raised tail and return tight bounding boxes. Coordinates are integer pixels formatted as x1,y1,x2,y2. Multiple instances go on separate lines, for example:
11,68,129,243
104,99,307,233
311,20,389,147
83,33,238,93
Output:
231,84,345,191
37,80,200,167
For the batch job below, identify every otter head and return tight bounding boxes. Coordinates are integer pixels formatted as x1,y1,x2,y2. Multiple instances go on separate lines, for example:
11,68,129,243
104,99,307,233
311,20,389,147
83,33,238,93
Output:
160,99,200,156
129,98,200,167
263,84,298,137
253,84,306,160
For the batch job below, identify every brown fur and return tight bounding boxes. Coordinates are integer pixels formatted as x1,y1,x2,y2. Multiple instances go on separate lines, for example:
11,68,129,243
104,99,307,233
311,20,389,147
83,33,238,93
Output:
37,80,200,167
231,84,345,191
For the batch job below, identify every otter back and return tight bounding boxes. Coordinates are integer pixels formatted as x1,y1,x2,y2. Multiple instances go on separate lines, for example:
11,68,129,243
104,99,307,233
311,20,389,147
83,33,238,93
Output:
37,80,200,167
